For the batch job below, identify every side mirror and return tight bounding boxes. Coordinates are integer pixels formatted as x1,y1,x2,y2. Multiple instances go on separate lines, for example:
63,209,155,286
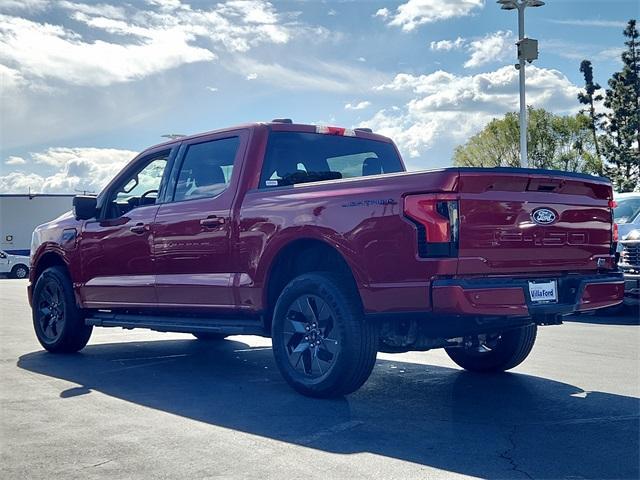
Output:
73,195,98,220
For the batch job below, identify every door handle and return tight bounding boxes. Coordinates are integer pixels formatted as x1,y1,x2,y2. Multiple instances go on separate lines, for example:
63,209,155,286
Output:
200,216,225,228
130,223,147,234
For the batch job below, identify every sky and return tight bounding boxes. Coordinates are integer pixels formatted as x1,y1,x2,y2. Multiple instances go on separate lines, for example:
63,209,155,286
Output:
0,0,637,194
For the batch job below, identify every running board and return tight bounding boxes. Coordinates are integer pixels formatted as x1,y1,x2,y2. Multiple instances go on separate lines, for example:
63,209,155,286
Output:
85,312,266,336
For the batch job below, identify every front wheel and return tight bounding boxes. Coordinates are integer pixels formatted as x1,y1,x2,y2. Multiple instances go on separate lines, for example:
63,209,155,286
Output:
32,266,92,353
445,324,537,373
11,264,29,279
271,273,378,398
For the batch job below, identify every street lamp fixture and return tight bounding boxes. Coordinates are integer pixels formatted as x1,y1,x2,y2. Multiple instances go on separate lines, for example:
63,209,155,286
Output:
497,0,545,168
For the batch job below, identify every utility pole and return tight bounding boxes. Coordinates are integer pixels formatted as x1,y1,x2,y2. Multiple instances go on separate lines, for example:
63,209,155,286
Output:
517,5,527,168
497,0,544,168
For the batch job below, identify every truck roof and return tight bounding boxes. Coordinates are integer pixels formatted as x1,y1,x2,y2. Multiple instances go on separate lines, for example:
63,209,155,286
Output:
144,121,393,153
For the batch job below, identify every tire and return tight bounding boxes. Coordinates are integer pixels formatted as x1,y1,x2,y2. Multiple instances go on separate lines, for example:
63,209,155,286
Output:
11,264,29,279
32,266,92,353
271,272,378,398
192,333,228,341
445,324,537,373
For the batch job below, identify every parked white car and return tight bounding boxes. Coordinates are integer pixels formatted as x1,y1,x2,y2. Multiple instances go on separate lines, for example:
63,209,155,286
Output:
0,250,30,278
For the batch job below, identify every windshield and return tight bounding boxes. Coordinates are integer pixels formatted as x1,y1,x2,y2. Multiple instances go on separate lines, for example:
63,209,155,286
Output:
614,197,640,224
260,132,404,187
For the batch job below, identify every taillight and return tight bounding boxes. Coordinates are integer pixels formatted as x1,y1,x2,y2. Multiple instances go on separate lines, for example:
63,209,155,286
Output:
613,222,619,243
404,194,459,257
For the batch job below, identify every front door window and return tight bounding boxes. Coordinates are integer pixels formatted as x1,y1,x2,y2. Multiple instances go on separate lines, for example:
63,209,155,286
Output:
105,155,169,219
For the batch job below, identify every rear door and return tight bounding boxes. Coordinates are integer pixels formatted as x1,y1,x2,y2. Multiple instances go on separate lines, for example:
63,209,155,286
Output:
152,130,248,310
456,170,614,275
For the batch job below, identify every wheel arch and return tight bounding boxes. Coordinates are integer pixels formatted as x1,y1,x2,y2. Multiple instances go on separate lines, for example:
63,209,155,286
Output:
32,250,69,283
263,238,364,333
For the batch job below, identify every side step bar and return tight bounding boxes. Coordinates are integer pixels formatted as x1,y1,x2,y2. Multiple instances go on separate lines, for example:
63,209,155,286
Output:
85,312,266,336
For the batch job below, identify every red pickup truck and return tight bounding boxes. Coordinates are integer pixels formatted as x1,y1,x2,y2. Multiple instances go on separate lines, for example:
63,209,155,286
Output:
29,120,624,397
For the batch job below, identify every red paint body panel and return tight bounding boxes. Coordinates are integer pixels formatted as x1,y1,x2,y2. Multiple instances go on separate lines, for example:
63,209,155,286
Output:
432,286,528,316
28,122,624,320
578,282,625,311
80,204,159,307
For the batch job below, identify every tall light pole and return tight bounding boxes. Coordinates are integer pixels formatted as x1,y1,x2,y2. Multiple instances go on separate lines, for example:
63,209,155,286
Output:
497,0,544,168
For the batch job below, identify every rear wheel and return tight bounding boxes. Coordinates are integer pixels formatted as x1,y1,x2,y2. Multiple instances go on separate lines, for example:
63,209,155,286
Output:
272,272,378,398
445,324,537,373
11,264,28,279
32,266,92,353
192,333,228,341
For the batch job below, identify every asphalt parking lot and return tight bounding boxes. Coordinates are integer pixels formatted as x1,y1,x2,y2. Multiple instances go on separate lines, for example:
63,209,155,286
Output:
1,279,638,480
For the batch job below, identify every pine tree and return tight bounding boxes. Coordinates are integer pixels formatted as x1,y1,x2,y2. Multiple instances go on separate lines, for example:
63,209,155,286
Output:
602,19,640,192
623,20,640,155
577,60,604,167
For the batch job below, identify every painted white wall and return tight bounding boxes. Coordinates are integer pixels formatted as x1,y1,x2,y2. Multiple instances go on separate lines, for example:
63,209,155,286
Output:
0,195,75,254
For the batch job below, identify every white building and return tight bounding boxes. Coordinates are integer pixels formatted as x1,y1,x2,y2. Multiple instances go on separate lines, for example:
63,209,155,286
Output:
0,194,75,256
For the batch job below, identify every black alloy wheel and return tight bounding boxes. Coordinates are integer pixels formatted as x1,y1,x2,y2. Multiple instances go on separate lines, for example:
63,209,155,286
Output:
282,294,340,379
32,266,92,353
272,273,378,398
36,277,66,343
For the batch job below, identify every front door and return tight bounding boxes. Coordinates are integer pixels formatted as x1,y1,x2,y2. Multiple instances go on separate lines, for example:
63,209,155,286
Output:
0,251,9,274
79,150,172,308
153,132,246,310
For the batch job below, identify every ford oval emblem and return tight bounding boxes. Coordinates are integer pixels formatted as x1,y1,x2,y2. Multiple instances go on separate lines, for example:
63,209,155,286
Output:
531,208,557,225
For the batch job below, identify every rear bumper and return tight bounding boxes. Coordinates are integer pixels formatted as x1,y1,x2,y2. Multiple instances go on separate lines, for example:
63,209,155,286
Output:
432,273,624,317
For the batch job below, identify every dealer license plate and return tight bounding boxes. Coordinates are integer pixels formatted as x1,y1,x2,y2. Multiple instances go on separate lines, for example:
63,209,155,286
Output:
528,280,558,304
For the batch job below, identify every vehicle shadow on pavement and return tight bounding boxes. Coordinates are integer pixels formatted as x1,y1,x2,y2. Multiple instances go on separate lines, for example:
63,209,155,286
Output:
565,308,640,326
18,339,640,480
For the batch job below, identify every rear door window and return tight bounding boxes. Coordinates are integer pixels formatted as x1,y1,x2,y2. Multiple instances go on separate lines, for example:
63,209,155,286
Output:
260,132,404,188
173,137,240,202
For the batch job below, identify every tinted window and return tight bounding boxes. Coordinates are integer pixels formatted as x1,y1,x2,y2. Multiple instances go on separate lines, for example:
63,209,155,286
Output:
260,132,404,188
114,157,167,205
105,152,170,219
173,137,240,202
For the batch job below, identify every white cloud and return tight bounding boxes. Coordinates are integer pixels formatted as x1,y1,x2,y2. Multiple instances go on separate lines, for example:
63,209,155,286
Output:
206,86,219,92
378,0,484,32
345,101,371,110
368,65,580,163
0,147,138,193
542,39,625,63
597,47,624,61
464,30,514,68
549,19,627,28
4,155,26,165
246,72,258,80
0,14,215,87
58,1,126,19
0,0,48,11
0,0,308,88
0,172,45,193
231,57,385,93
0,63,25,91
430,37,466,51
328,9,337,16
357,57,367,62
374,8,390,19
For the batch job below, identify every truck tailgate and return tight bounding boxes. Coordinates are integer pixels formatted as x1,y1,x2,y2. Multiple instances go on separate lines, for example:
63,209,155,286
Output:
456,169,614,275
